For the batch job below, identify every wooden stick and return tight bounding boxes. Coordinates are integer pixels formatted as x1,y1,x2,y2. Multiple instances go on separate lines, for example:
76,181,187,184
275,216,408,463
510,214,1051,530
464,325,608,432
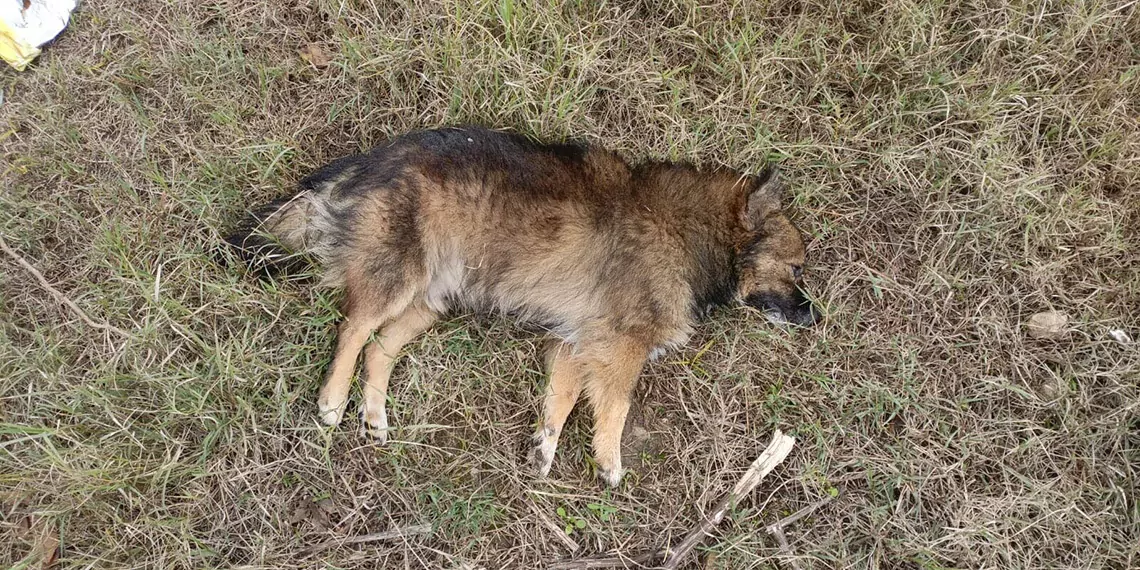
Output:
765,495,836,535
549,556,645,569
764,495,837,570
301,523,432,555
0,235,131,339
767,526,800,570
550,430,796,570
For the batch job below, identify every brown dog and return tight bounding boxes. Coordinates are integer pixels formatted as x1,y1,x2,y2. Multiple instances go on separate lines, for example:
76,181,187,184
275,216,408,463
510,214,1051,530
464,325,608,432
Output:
225,126,818,486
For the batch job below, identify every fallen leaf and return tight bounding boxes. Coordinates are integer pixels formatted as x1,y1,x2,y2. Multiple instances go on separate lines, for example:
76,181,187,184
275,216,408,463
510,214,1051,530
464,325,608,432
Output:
1027,311,1068,340
38,529,59,569
299,43,331,68
704,552,719,569
289,497,339,530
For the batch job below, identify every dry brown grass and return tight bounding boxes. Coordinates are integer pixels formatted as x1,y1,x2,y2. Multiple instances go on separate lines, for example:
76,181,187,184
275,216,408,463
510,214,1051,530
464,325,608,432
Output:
2,0,1138,568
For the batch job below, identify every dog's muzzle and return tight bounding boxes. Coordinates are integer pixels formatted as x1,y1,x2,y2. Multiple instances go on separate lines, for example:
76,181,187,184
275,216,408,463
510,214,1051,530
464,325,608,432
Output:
745,290,820,327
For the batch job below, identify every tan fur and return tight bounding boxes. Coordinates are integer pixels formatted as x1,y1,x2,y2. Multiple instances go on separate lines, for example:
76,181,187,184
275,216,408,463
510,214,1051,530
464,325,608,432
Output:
226,126,817,487
532,342,585,477
359,303,437,442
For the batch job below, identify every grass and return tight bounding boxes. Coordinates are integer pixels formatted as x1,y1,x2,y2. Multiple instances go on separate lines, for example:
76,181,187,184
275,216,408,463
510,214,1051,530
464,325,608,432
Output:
1,0,1137,568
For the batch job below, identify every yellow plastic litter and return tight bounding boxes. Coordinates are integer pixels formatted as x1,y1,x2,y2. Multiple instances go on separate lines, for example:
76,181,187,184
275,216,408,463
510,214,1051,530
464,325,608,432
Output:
0,0,78,71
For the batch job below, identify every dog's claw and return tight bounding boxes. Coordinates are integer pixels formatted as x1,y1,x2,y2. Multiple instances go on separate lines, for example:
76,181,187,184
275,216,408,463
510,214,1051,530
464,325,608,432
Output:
359,405,389,445
360,423,388,444
531,435,554,477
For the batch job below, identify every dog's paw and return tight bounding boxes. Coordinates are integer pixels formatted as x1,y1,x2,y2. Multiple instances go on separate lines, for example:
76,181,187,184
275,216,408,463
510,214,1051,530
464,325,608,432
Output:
359,403,389,444
530,427,557,477
317,395,347,426
598,466,624,488
595,450,624,488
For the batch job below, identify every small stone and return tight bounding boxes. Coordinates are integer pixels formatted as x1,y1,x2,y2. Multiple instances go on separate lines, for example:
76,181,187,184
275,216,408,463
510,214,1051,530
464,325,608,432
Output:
1027,311,1069,340
299,43,331,68
1036,381,1058,400
316,497,336,514
1108,329,1132,345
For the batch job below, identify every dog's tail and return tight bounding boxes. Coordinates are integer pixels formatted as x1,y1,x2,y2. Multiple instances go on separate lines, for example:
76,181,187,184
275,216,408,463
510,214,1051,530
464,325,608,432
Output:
224,159,366,279
221,191,322,278
222,153,373,280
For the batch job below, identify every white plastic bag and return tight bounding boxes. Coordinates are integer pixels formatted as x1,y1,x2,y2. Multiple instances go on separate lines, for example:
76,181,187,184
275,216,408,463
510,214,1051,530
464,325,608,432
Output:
0,0,78,70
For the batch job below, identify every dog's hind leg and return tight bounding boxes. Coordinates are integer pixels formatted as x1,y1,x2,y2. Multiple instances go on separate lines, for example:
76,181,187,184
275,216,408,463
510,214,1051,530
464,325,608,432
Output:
317,271,419,427
532,341,585,477
359,302,437,444
317,312,385,426
581,338,648,487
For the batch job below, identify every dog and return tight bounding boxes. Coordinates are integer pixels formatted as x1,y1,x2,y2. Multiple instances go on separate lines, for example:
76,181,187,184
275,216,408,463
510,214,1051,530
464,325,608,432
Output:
224,126,818,487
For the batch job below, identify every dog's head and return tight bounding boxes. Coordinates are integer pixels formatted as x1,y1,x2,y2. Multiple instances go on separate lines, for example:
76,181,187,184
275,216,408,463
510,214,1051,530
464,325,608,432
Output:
734,169,819,327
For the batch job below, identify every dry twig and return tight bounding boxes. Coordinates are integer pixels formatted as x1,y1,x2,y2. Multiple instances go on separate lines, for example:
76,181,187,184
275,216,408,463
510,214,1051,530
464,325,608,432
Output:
0,235,131,339
764,495,837,570
550,430,796,570
533,502,581,553
300,523,433,555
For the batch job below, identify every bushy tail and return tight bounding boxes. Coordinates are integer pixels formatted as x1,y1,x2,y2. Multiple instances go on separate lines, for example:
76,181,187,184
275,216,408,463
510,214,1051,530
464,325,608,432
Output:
222,192,321,278
222,151,370,280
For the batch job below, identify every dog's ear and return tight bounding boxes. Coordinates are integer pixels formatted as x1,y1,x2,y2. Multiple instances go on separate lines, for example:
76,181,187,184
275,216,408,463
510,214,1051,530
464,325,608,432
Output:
742,167,784,230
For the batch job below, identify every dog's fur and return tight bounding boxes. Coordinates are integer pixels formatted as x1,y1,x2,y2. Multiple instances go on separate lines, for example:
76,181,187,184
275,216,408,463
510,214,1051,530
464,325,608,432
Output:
225,126,817,486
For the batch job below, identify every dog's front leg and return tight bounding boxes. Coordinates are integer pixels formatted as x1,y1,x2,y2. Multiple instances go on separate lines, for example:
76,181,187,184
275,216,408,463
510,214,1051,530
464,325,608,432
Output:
532,341,585,476
581,338,648,487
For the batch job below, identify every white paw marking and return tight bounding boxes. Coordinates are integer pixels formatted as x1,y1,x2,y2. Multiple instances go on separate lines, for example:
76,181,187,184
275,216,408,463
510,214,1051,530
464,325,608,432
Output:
317,396,347,426
359,402,389,445
532,427,558,477
598,449,624,487
600,466,624,488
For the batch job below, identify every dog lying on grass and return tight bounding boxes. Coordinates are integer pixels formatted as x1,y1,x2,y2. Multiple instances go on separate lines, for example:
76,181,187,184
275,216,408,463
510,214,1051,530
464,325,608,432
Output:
225,126,818,486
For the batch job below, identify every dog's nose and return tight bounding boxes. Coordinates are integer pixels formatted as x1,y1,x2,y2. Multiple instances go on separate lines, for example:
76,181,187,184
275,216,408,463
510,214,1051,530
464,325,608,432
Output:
791,300,820,327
